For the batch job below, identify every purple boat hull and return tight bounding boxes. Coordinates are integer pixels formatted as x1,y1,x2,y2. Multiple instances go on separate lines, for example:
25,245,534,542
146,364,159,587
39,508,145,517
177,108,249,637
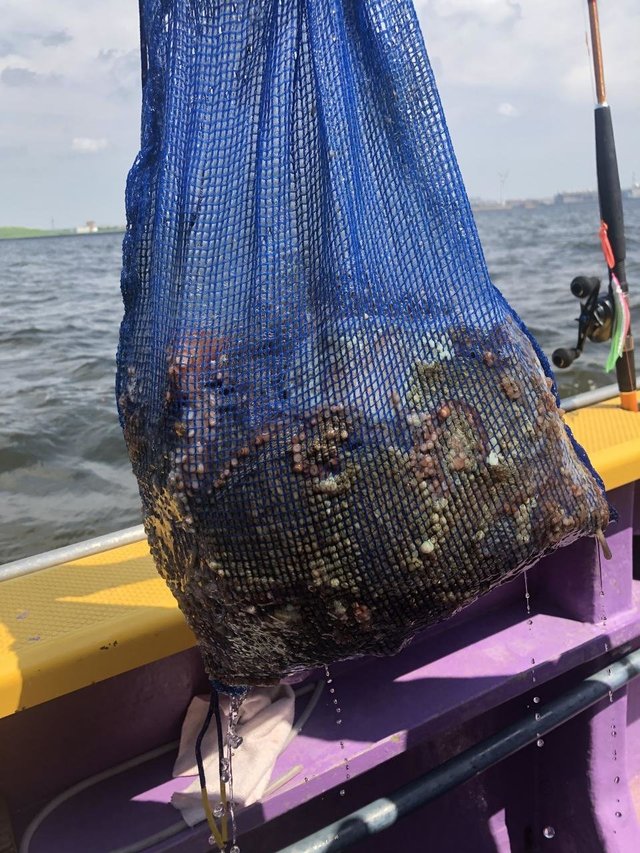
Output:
2,482,640,852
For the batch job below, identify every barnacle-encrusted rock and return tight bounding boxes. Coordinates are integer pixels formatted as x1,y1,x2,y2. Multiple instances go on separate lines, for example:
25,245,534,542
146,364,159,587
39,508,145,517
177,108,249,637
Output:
122,316,609,685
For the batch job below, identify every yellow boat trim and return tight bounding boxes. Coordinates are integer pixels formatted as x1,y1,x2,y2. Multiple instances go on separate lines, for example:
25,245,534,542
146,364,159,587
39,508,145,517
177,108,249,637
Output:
0,393,638,718
0,540,195,718
565,393,640,491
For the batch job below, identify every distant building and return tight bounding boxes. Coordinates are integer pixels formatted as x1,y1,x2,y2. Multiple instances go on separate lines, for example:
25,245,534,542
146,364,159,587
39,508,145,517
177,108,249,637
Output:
553,191,598,205
76,220,99,234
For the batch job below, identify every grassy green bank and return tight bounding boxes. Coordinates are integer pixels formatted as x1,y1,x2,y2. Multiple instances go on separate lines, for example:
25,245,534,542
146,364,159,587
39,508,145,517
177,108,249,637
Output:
0,226,125,240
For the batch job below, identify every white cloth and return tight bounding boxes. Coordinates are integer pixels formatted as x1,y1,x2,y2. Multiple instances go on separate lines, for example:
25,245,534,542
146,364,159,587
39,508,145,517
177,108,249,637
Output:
171,684,295,826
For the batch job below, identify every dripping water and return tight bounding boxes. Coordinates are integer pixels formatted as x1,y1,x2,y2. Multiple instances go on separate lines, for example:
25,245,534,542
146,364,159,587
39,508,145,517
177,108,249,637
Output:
597,541,608,639
523,571,545,836
225,694,244,853
523,572,536,688
325,665,350,794
596,538,621,827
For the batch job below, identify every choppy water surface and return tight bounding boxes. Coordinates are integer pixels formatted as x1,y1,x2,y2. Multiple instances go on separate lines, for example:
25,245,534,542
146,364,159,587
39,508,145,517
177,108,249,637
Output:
1,200,639,564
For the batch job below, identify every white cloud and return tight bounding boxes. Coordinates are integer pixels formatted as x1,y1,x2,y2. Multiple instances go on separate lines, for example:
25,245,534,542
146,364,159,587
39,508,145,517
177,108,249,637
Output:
1,65,60,86
427,0,521,27
497,102,520,118
0,0,638,225
416,0,639,106
414,0,639,200
41,30,73,48
72,137,109,153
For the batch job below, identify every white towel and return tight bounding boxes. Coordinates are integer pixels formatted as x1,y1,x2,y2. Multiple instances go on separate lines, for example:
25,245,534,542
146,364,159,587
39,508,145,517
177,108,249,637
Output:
171,684,295,826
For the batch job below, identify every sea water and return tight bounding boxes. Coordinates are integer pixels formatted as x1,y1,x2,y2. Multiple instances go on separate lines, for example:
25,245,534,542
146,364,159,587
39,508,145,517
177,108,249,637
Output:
1,200,638,566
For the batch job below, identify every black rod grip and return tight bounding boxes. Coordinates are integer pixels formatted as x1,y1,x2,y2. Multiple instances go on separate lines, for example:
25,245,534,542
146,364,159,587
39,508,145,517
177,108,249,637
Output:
595,105,626,271
615,336,636,394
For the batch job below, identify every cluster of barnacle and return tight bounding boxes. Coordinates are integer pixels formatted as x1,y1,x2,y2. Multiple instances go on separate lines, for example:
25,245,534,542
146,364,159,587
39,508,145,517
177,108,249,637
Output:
289,403,352,477
117,365,148,468
124,316,610,686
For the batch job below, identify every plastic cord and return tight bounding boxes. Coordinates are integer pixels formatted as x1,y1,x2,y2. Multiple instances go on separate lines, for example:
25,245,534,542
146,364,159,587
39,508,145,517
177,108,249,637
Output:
19,682,323,853
283,680,325,749
195,688,226,848
18,740,180,853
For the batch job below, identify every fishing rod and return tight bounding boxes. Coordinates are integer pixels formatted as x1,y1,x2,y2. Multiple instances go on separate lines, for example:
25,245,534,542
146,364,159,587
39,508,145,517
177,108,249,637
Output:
552,0,637,413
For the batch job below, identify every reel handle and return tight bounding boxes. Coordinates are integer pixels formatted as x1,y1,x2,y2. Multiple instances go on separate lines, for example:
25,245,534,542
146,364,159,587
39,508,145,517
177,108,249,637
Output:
552,347,580,369
570,276,600,300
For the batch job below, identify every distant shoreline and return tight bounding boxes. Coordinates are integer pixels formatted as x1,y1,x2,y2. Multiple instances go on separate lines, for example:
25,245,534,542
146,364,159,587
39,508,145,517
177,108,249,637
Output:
0,227,125,241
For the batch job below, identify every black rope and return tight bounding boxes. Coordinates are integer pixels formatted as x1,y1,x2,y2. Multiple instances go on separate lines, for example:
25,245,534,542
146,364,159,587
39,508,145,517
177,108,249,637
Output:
195,686,218,790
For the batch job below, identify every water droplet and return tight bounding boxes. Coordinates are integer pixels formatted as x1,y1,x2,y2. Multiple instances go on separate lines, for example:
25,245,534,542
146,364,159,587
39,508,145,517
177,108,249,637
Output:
615,811,622,818
339,789,345,796
543,826,556,839
336,719,342,725
535,713,541,721
531,658,536,665
304,776,309,783
527,619,533,626
537,739,545,748
213,803,225,818
221,770,230,782
533,696,541,704
230,846,241,853
614,776,620,784
229,734,243,749
611,730,617,738
208,836,216,847
329,688,335,694
609,690,614,703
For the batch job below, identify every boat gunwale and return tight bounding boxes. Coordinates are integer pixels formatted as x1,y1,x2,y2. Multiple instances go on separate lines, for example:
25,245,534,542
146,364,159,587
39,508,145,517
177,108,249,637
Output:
0,525,145,582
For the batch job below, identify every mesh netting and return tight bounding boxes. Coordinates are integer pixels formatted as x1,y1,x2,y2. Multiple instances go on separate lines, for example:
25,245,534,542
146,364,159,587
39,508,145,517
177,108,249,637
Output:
117,0,609,686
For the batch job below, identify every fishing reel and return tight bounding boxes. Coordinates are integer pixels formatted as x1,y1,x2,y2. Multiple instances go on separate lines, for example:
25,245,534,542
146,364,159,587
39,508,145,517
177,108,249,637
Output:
552,276,614,368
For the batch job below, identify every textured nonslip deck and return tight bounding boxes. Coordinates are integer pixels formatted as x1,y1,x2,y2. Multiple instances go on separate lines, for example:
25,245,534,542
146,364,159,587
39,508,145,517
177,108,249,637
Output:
1,394,639,717
565,393,640,491
0,541,195,718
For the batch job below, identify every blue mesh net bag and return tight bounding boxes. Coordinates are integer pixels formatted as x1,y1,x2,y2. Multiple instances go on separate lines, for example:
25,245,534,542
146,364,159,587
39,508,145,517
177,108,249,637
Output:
118,0,610,686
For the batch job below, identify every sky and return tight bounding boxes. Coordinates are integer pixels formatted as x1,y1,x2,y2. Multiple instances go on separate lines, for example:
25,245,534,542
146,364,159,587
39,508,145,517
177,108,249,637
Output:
0,0,638,228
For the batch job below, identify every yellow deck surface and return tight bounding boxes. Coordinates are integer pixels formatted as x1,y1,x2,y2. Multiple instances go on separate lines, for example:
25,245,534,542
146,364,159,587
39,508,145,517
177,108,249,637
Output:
1,394,639,718
0,541,195,717
565,394,640,491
